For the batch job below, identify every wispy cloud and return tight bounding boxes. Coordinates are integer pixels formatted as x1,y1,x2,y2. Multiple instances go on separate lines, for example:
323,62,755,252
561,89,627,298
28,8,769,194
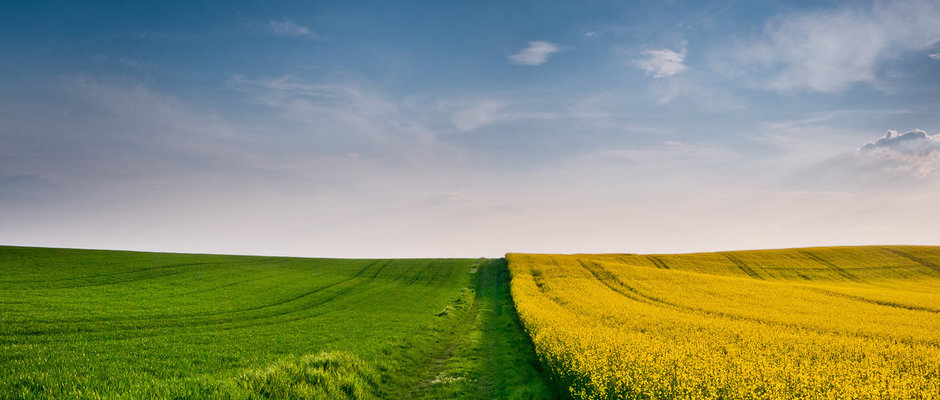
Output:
0,76,268,195
508,41,561,66
450,101,505,132
929,53,940,60
443,98,566,132
268,18,319,39
228,75,451,163
591,141,736,167
634,42,688,78
632,41,688,104
729,0,940,92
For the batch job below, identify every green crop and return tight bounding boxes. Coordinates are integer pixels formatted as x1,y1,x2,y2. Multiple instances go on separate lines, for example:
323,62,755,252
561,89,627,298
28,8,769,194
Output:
0,246,556,399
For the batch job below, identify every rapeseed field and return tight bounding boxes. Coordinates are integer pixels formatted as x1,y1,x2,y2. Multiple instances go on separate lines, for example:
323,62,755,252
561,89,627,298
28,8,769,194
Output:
508,246,940,399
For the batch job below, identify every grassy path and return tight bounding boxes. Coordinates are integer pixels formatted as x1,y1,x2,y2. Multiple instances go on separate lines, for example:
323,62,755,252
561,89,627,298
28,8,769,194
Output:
399,258,559,400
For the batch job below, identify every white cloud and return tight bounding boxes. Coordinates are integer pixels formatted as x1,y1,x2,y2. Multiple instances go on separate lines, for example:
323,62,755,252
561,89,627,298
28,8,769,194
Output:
790,128,940,191
634,42,688,78
860,129,939,151
268,19,319,39
730,0,940,92
857,129,940,177
929,53,940,60
508,41,561,66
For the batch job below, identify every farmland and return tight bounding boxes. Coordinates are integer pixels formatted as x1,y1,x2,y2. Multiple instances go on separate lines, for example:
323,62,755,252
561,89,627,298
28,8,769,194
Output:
0,246,555,399
508,246,940,399
5,244,940,400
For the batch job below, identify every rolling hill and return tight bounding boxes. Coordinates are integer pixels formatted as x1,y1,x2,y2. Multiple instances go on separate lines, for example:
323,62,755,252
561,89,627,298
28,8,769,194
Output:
0,246,556,400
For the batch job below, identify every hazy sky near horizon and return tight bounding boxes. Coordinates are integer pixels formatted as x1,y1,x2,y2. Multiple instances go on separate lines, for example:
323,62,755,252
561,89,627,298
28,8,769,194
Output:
2,0,940,258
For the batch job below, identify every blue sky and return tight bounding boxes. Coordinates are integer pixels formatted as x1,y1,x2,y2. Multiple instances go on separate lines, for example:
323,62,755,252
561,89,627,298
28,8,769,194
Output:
2,0,940,257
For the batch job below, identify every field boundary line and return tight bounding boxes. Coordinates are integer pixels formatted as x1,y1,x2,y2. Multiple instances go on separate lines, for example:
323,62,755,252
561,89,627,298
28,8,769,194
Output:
720,253,764,279
646,256,670,269
798,250,861,282
880,247,940,274
809,288,940,314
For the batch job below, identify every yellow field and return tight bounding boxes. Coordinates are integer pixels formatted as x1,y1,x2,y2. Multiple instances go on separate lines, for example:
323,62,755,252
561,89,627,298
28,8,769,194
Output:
507,246,940,399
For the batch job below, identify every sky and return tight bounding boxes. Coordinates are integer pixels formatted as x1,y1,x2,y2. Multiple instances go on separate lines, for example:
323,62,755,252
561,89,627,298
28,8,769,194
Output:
1,0,940,258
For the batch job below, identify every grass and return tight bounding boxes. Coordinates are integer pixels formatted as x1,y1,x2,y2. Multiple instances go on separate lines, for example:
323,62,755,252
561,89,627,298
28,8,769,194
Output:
406,258,559,400
220,351,379,400
0,246,557,399
508,246,940,399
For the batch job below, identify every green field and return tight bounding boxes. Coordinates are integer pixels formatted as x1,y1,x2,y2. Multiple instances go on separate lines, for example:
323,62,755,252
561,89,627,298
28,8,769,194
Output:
0,246,557,400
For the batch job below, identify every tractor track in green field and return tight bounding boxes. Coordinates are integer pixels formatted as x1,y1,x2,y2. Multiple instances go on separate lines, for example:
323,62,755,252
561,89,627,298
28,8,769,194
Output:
0,261,214,288
1,259,435,341
7,267,339,325
0,257,301,287
7,260,383,325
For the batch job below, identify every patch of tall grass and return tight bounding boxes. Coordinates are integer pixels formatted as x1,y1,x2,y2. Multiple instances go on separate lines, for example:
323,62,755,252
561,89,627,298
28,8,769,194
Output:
219,352,378,400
